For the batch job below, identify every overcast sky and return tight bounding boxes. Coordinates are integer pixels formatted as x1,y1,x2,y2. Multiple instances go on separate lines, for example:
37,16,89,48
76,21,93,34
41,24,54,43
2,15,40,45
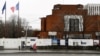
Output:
0,0,100,30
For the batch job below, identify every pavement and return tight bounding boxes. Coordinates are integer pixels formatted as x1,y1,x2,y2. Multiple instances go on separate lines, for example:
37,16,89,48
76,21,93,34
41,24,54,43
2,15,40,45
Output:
0,49,100,54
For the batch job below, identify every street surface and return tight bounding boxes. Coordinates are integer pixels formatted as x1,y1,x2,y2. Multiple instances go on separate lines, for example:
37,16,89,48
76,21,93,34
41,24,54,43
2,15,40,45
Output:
0,50,100,56
0,53,100,56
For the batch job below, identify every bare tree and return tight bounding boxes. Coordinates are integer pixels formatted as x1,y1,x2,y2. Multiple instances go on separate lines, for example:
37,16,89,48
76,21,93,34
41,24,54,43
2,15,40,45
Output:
0,15,34,38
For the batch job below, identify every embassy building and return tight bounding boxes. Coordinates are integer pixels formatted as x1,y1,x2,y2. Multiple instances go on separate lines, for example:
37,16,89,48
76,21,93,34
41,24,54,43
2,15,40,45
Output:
39,4,100,39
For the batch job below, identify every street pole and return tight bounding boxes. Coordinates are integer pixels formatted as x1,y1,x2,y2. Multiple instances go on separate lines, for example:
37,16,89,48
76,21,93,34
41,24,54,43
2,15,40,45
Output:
18,1,20,38
25,22,28,47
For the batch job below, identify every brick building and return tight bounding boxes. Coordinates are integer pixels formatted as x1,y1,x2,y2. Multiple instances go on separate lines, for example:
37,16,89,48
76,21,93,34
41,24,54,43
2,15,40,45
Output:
39,4,100,39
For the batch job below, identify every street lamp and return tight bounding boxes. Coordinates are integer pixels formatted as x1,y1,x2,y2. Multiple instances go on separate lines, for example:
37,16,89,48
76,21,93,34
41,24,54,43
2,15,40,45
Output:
24,22,29,46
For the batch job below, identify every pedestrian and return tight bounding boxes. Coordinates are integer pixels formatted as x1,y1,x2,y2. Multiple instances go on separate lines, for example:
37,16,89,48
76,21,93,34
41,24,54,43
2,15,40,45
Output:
32,43,37,51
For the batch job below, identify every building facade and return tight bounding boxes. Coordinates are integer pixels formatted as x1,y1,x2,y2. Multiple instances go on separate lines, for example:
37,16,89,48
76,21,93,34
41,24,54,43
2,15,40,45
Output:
39,4,100,39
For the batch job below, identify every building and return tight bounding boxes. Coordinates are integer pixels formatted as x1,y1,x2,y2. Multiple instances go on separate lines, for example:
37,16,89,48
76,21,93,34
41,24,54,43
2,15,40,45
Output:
39,4,100,39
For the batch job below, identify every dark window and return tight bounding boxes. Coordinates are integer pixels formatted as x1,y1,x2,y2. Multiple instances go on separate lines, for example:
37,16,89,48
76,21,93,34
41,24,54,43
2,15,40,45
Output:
54,6,60,10
49,35,57,39
69,19,79,32
96,36,100,39
30,39,35,41
68,34,83,39
84,34,91,39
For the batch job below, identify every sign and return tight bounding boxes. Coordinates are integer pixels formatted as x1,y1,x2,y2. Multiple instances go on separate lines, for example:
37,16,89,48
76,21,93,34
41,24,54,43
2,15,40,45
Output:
68,39,93,46
48,32,57,35
60,39,65,46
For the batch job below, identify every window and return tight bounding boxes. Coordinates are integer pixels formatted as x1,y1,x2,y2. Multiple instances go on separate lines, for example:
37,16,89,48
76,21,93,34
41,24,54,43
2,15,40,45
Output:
64,15,83,32
54,6,60,10
68,34,91,39
68,34,83,39
49,35,57,39
63,34,69,39
84,34,91,39
30,39,35,41
69,19,79,32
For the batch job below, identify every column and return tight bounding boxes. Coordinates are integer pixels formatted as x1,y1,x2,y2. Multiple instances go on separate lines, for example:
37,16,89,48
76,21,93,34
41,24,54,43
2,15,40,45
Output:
91,6,93,15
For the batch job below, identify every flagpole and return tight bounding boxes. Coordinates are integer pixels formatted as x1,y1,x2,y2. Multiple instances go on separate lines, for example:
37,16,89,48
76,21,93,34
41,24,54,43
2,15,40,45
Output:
5,2,7,38
18,1,19,23
18,1,20,38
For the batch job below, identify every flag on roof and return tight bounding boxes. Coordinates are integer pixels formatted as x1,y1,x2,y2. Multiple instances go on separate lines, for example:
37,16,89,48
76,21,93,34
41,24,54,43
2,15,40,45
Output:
2,2,6,14
16,2,19,10
10,6,15,13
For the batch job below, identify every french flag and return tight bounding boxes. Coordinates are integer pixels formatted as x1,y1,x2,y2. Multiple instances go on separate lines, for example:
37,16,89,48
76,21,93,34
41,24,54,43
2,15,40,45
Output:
10,2,19,13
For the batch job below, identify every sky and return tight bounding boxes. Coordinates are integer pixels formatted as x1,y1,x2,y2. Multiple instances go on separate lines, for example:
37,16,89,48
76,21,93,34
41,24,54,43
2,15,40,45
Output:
0,0,100,30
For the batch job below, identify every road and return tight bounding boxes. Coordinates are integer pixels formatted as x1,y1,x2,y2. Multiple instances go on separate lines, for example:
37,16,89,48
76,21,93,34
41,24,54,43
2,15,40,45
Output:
0,50,100,56
0,53,100,56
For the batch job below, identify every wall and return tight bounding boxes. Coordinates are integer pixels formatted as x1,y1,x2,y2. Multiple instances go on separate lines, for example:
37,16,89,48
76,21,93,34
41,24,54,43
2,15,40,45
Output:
36,39,52,46
0,37,38,49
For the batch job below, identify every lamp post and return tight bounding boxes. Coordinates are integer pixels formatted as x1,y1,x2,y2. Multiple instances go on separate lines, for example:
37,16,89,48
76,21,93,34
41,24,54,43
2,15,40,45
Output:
25,22,28,46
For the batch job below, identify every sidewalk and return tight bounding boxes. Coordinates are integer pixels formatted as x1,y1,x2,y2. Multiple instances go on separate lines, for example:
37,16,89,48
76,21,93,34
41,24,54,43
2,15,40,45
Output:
0,49,100,54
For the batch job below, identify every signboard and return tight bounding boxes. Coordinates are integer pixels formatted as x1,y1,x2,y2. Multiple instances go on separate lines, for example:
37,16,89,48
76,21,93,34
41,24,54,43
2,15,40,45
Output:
60,39,65,46
68,39,93,46
48,32,57,35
